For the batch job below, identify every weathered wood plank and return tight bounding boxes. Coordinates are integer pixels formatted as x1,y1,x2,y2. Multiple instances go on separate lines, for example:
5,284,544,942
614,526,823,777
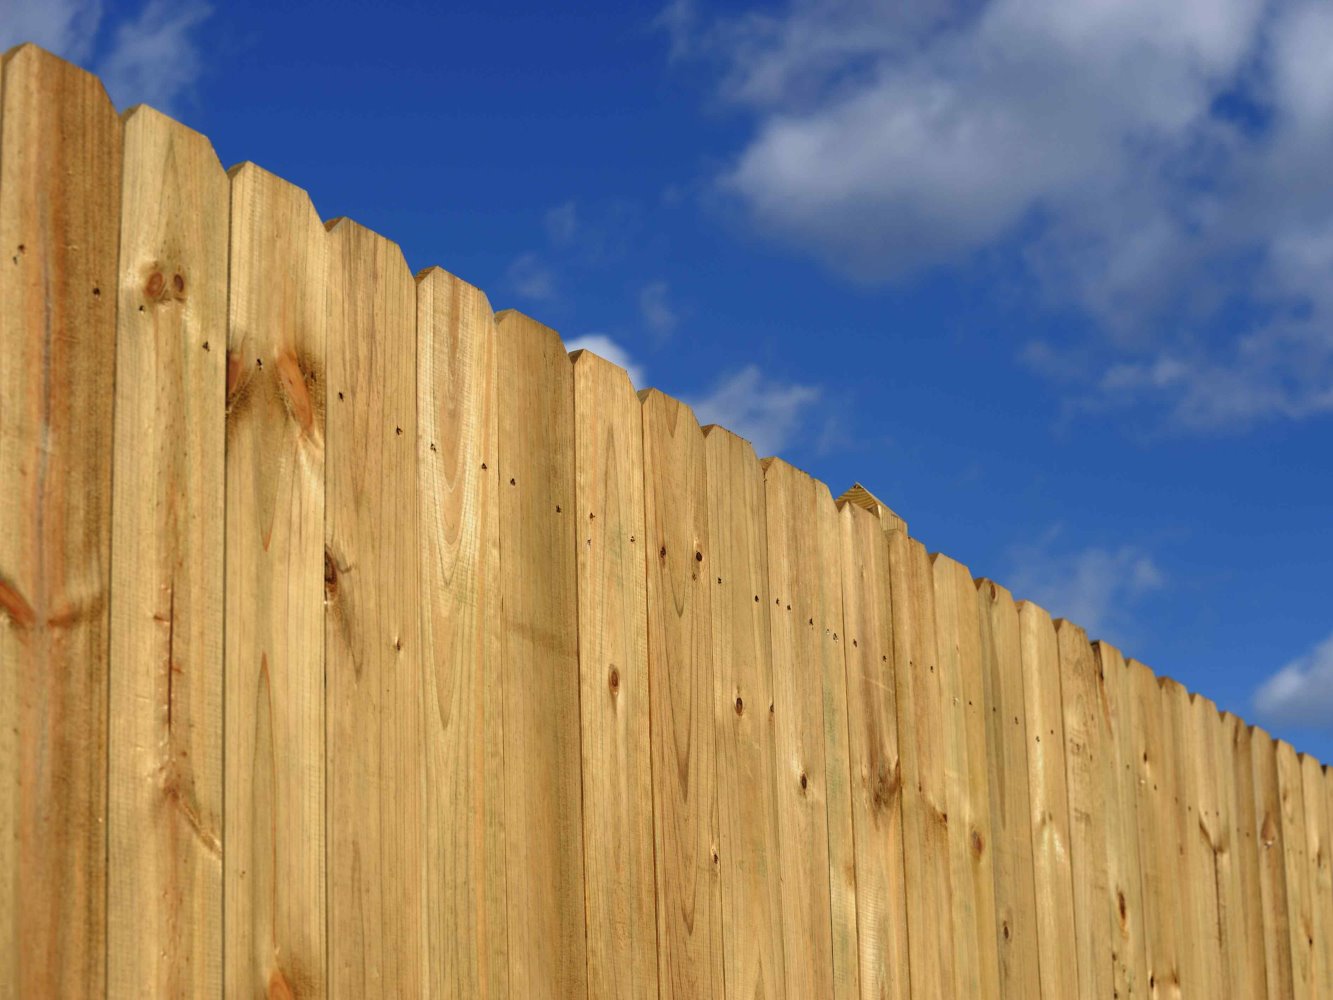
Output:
838,502,910,1000
1252,725,1296,999
573,349,658,999
1015,601,1077,999
1055,620,1114,1000
1276,739,1315,999
224,162,327,997
416,267,508,997
108,104,225,998
704,426,787,1000
642,389,723,999
976,580,1042,1000
1223,714,1269,1000
1300,753,1333,997
0,43,121,998
324,219,424,996
496,311,588,999
934,555,1000,1000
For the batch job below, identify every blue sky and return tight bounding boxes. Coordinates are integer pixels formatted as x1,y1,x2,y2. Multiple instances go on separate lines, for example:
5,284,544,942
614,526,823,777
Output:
6,0,1332,759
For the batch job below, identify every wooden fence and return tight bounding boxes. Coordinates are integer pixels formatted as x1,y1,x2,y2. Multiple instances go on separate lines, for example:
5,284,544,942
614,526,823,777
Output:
1,43,1331,998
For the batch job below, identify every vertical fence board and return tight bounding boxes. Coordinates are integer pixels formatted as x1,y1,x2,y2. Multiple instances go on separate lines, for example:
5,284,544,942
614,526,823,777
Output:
704,426,787,1000
224,162,327,997
1055,621,1114,1000
1301,754,1333,996
814,482,862,1000
324,220,423,996
889,534,956,999
1015,602,1077,999
573,350,657,999
765,458,838,997
0,44,121,997
642,389,723,999
1094,643,1149,999
976,580,1043,999
934,555,1001,1000
1224,715,1270,1000
839,503,910,1000
495,311,588,998
1253,727,1297,998
1277,740,1316,999
416,268,508,997
1128,660,1183,998
108,105,226,998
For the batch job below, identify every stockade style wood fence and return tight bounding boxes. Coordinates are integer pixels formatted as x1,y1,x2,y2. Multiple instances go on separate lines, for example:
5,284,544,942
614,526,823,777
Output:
0,42,1331,1000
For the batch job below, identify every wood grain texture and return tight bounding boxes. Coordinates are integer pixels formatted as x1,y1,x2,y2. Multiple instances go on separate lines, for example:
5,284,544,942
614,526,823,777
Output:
976,580,1042,1000
108,104,225,998
934,554,1000,1000
1252,726,1296,999
573,349,658,999
1300,753,1333,997
838,503,909,1000
1128,660,1183,1000
704,425,787,1000
1056,621,1114,1000
1014,601,1077,999
1276,739,1316,999
224,162,327,998
1224,714,1270,1000
324,219,424,996
889,534,955,999
765,458,838,998
416,268,508,997
0,44,121,998
1095,643,1150,999
496,311,588,999
641,389,723,999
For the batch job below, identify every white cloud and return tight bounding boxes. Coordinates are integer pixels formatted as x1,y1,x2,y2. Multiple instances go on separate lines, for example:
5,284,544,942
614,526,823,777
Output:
1,0,209,113
1255,631,1333,731
671,0,1333,431
566,334,646,388
639,280,678,337
505,252,557,302
1007,527,1164,640
687,364,820,456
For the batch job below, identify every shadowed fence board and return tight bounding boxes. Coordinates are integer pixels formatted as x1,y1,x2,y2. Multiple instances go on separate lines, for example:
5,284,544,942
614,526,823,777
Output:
641,389,723,999
496,311,588,999
704,425,787,1000
1224,715,1270,999
572,350,657,999
1277,740,1316,999
889,533,955,999
813,480,861,1000
1253,726,1297,998
1055,621,1114,1000
108,105,225,998
838,502,909,1000
324,219,424,995
1129,660,1183,999
1161,683,1222,999
1094,643,1149,998
416,268,508,997
934,554,1000,1000
1300,754,1333,996
976,580,1042,999
1015,602,1077,999
224,162,327,997
0,44,121,997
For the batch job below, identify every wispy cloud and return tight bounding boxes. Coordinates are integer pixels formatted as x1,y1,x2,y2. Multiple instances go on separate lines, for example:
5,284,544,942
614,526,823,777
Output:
688,364,820,456
1254,631,1333,732
566,333,646,388
2,0,210,113
668,0,1333,432
639,280,678,338
545,200,579,246
1007,526,1164,640
505,252,557,302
